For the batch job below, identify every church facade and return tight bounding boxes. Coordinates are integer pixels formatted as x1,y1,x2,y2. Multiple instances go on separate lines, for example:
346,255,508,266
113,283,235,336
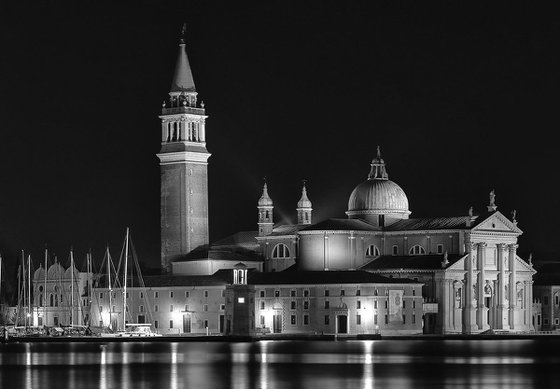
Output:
88,27,537,336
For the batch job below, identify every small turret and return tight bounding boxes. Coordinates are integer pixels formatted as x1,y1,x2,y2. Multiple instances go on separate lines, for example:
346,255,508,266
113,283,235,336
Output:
297,180,313,225
257,180,274,236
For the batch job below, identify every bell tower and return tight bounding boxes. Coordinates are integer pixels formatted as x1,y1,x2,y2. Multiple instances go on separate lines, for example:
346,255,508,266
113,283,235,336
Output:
157,25,210,272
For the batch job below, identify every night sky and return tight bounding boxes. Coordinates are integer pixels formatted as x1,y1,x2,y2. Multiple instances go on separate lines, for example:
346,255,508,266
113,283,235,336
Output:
0,2,558,281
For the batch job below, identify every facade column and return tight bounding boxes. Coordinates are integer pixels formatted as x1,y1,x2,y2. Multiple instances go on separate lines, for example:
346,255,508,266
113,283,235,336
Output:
508,244,518,329
476,242,487,330
529,280,535,330
496,243,509,330
200,120,206,142
161,121,167,142
464,242,477,333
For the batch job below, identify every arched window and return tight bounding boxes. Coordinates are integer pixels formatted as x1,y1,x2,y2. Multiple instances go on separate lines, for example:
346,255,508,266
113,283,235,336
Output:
272,244,290,259
365,245,380,257
409,245,426,255
50,294,54,307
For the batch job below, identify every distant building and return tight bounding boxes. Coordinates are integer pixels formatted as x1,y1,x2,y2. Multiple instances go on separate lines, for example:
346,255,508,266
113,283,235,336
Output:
31,260,93,327
533,261,560,330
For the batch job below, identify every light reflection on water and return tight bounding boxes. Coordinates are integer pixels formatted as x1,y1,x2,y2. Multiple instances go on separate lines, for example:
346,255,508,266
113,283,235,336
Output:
1,339,559,388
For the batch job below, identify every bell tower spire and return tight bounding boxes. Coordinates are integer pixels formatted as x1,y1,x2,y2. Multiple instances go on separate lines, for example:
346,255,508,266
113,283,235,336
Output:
297,180,313,225
157,25,210,273
257,179,274,236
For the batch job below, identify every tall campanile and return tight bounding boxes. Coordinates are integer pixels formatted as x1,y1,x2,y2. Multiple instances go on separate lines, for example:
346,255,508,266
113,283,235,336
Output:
157,25,210,272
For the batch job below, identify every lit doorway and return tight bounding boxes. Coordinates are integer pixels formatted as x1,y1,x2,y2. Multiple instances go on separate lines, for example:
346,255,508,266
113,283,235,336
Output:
337,315,348,334
183,314,191,333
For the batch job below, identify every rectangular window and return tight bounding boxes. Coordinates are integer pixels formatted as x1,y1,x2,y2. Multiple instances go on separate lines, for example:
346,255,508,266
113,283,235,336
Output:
374,314,378,325
169,320,173,329
155,291,159,298
556,296,559,305
325,315,330,325
260,301,265,310
238,297,245,303
544,318,549,325
275,290,280,298
356,289,361,296
126,292,129,298
437,244,444,254
374,300,378,309
304,300,309,310
324,289,330,297
357,301,361,309
357,314,361,325
340,290,345,296
185,304,189,312
374,289,378,296
392,245,398,255
139,305,144,313
290,290,296,297
220,304,225,311
204,290,209,298
291,315,296,325
185,291,190,298
291,301,296,310
412,290,416,296
403,300,406,309
204,320,209,328
413,301,416,309
260,290,265,298
324,300,330,309
412,314,416,324
170,305,174,312
385,315,388,324
304,289,310,297
403,315,406,324
304,314,309,325
154,320,158,329
99,293,103,299
154,305,158,312
260,315,265,325
170,291,174,298
203,304,208,312
140,292,143,299
385,300,388,309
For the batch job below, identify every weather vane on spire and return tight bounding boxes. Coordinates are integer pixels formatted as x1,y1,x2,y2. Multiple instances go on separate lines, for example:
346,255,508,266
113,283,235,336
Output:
376,145,381,159
180,23,187,44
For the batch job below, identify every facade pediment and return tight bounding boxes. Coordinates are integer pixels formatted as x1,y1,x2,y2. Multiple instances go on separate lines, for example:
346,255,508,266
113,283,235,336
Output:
471,211,522,234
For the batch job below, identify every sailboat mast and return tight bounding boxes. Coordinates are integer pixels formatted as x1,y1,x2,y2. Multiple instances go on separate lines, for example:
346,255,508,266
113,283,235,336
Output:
107,246,112,329
27,254,31,327
70,248,74,325
122,227,130,331
21,250,26,327
44,247,48,325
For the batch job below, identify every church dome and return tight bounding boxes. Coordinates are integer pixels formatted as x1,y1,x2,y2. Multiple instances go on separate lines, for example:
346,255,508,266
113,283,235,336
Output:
348,179,409,212
346,147,410,222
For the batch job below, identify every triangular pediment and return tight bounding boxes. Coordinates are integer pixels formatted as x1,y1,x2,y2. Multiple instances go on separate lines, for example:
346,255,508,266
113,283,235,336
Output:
471,211,522,234
443,254,535,274
445,254,468,271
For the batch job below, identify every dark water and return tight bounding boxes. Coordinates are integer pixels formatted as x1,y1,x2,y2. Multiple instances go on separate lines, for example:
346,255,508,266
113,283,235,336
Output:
1,339,560,388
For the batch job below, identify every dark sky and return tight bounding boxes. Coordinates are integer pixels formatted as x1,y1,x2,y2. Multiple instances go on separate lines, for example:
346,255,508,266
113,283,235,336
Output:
0,1,559,278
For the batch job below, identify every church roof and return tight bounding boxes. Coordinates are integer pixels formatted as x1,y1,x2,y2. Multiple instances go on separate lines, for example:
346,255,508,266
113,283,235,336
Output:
266,224,309,236
170,25,196,93
172,247,263,263
300,218,380,232
385,216,472,231
360,254,463,271
212,231,259,248
248,270,418,285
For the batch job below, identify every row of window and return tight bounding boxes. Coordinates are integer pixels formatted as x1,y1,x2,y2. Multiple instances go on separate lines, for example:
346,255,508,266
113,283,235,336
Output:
260,313,417,327
99,303,226,313
154,319,210,330
269,243,444,259
543,295,560,305
259,289,416,298
98,290,217,300
259,299,418,310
